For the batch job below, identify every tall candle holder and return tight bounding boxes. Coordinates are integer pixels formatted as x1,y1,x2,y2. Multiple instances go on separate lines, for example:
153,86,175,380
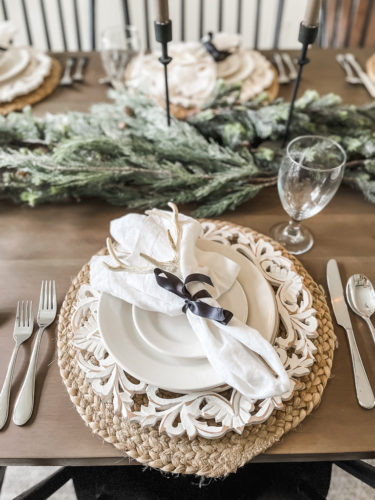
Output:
282,22,319,147
154,19,172,126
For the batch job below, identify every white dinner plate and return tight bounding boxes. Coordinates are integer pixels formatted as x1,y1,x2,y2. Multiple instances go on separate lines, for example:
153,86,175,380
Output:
0,48,30,84
224,50,255,84
217,52,242,79
98,239,278,393
132,278,248,359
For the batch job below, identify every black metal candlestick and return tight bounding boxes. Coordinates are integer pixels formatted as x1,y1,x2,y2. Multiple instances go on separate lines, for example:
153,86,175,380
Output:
154,20,172,126
282,22,319,147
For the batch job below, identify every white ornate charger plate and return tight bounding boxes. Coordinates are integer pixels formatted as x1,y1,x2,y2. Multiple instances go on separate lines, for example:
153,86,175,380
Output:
69,221,319,440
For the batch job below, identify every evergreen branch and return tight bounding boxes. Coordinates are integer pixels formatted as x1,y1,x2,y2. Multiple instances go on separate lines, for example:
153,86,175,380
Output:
0,87,374,216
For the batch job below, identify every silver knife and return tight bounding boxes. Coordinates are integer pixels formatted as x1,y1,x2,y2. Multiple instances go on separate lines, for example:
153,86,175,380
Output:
327,259,375,409
345,53,375,98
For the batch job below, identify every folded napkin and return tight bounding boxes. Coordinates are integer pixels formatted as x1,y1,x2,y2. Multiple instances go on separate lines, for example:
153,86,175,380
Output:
0,21,16,50
90,204,290,400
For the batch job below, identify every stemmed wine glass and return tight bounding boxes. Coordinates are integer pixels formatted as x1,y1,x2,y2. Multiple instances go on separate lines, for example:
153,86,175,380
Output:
100,25,140,90
270,135,347,255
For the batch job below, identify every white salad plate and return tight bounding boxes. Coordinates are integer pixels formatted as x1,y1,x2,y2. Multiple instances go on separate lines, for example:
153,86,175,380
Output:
132,279,248,359
0,48,30,84
98,239,278,393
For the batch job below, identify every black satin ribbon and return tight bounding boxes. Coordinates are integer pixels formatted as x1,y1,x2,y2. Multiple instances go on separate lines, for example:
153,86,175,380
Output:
154,268,233,325
201,32,232,62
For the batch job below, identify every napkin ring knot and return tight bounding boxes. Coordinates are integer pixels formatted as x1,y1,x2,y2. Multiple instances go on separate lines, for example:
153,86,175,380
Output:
154,268,233,325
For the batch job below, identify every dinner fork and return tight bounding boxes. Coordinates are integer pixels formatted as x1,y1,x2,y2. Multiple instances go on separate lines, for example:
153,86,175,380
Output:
59,57,75,87
336,54,361,84
13,281,56,426
0,301,34,430
72,56,88,82
273,53,289,84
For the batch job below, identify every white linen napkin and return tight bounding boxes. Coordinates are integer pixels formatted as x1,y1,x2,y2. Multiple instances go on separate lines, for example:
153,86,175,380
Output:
90,205,290,400
0,21,16,49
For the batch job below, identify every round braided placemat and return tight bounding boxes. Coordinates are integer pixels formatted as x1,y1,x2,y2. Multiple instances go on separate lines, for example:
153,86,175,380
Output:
168,67,279,120
57,220,335,477
0,58,61,115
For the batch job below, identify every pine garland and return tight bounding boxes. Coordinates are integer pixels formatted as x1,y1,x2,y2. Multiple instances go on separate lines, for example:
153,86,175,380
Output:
0,86,374,217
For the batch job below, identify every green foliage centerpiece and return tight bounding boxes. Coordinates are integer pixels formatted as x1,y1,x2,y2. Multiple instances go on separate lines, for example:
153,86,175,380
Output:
0,85,374,216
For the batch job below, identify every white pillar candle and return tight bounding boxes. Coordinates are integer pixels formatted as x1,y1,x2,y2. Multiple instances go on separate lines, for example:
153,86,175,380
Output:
155,0,169,24
303,0,322,26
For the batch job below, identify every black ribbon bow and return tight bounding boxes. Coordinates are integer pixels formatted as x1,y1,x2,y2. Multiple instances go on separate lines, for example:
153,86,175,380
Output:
154,268,233,325
201,32,232,62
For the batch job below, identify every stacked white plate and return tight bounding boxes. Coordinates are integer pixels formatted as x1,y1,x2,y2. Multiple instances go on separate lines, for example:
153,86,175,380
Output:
98,239,279,393
0,47,51,103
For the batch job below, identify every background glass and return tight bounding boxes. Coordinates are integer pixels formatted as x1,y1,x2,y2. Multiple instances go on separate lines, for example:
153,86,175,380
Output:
270,135,347,254
100,25,140,90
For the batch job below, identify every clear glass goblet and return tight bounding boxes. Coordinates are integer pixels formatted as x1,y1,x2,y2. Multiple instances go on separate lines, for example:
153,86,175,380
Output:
100,25,140,90
270,135,346,255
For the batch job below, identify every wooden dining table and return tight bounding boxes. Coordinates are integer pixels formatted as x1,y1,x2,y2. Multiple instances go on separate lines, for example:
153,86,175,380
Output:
0,48,374,466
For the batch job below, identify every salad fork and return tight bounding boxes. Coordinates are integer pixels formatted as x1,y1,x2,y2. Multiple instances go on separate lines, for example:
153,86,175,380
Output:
13,281,56,426
0,301,34,430
281,53,297,80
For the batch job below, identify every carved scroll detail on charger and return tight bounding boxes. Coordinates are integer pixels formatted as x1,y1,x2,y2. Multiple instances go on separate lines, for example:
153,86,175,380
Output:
71,223,318,440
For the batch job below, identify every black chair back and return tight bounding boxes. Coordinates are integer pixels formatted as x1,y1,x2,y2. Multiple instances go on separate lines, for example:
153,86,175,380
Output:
0,0,374,52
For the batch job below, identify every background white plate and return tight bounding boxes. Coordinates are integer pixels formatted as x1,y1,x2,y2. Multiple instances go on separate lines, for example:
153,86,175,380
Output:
0,48,29,83
98,239,278,393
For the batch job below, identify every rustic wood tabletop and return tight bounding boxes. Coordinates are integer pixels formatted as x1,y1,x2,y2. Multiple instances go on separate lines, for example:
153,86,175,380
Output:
0,49,374,465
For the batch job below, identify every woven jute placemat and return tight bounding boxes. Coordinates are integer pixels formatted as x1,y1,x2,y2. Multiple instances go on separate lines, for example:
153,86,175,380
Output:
367,54,375,84
0,58,61,115
57,220,335,477
168,67,279,120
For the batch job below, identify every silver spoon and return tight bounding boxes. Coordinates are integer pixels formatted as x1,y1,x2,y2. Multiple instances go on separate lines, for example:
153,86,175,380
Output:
346,274,375,345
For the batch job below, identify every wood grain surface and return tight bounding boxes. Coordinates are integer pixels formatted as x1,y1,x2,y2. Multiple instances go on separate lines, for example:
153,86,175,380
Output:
0,49,374,465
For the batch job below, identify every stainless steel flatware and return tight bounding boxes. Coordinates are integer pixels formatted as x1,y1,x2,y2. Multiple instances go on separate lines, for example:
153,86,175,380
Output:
13,281,57,425
327,259,375,409
0,301,34,429
59,57,75,86
72,56,88,82
273,53,289,84
346,274,375,345
345,53,375,98
281,53,297,80
336,54,361,84
98,76,111,85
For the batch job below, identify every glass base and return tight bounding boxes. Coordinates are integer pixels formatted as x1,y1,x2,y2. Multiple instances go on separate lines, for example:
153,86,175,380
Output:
269,221,314,255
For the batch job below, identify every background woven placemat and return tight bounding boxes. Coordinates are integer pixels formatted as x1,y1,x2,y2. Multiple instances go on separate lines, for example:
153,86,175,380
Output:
169,67,279,120
57,220,336,477
0,58,61,115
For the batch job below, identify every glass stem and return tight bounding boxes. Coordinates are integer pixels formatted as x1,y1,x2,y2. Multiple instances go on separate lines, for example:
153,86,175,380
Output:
284,218,304,242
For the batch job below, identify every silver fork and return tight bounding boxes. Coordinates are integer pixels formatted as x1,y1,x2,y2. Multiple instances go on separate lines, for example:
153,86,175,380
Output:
59,57,75,86
336,54,361,84
281,53,297,81
273,53,290,84
0,301,34,430
72,56,88,82
13,281,56,426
